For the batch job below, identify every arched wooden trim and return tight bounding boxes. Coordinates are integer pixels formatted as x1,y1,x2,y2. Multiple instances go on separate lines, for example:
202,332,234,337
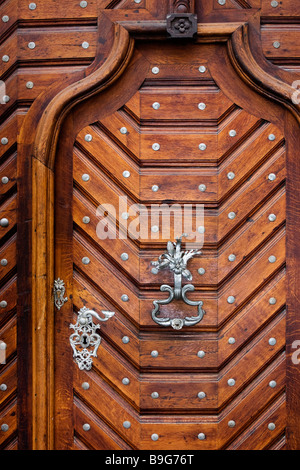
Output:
229,21,300,122
24,15,300,450
33,23,134,170
28,19,135,451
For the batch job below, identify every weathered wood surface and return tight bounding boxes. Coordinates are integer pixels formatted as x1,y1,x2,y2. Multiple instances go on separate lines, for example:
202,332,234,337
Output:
1,0,300,451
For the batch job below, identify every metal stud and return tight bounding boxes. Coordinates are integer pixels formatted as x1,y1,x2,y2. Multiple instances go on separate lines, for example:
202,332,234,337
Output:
218,0,226,4
0,342,7,350
228,337,236,344
134,0,142,3
121,212,129,220
1,259,8,266
271,0,278,6
268,173,276,181
152,185,159,192
2,15,9,23
229,129,237,137
1,137,8,145
199,65,206,73
2,55,9,63
269,380,277,388
197,350,205,358
151,267,159,275
152,102,160,110
122,336,130,344
198,103,206,110
82,173,90,182
28,42,36,49
151,225,159,233
198,433,206,440
198,268,205,275
152,143,160,151
269,297,277,305
273,41,281,49
82,423,90,431
268,422,276,431
268,214,276,222
0,301,7,308
82,382,90,390
29,3,37,10
228,420,236,428
120,127,127,135
198,184,206,192
0,218,9,227
123,170,130,178
227,171,235,180
227,378,236,387
1,424,9,432
269,337,277,346
151,67,159,74
199,143,206,151
198,391,206,399
82,256,90,265
2,95,10,103
84,134,92,142
228,211,236,219
123,421,131,429
268,255,277,263
151,350,159,358
268,134,276,141
80,1,88,7
121,294,129,302
121,253,129,261
227,295,235,304
228,254,236,262
1,177,9,184
0,384,7,391
26,81,34,89
197,226,205,234
122,378,130,385
151,392,159,399
82,216,90,224
82,41,89,49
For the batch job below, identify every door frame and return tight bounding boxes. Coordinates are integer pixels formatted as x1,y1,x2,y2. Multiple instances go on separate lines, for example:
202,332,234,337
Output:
18,10,300,449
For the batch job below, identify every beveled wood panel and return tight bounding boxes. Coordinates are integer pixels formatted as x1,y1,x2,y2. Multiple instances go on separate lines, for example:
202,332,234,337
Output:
0,400,17,449
68,37,288,449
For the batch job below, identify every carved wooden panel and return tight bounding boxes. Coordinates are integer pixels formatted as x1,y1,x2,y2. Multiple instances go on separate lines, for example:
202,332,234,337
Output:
63,40,287,450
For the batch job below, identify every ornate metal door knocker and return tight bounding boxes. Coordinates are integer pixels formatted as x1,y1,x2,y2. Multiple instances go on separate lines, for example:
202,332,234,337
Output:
69,307,115,370
151,234,205,329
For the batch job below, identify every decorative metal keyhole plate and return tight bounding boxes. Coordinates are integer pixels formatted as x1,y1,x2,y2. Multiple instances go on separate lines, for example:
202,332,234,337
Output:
69,307,115,370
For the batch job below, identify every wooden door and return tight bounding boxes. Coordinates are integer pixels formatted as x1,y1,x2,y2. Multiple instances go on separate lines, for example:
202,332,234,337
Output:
18,7,299,450
52,36,295,451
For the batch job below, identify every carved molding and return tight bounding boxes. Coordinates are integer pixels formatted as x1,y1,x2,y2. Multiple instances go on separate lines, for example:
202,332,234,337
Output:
166,13,197,38
21,8,300,450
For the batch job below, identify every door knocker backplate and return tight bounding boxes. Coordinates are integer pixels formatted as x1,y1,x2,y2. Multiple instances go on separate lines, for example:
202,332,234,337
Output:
151,234,205,329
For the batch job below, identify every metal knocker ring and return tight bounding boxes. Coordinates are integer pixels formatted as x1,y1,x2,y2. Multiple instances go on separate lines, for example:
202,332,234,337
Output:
151,234,205,329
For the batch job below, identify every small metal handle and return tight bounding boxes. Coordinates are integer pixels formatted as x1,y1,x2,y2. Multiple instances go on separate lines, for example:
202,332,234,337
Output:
151,234,205,329
69,307,115,370
53,278,68,310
